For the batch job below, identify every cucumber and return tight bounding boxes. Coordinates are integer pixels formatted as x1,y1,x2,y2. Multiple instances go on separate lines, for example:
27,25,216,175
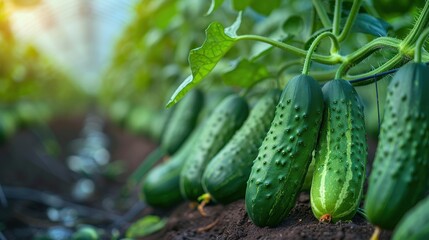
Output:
161,89,204,154
310,79,367,223
364,62,429,230
202,89,281,204
139,90,232,206
128,147,166,187
180,94,249,201
142,126,202,208
392,196,429,240
245,74,324,227
301,154,315,192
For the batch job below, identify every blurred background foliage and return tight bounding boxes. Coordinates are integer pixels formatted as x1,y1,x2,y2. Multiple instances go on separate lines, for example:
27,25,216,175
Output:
0,0,426,141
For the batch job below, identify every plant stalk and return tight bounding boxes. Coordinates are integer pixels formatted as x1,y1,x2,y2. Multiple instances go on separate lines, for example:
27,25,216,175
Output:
338,0,363,42
312,0,332,28
414,28,429,62
403,0,429,47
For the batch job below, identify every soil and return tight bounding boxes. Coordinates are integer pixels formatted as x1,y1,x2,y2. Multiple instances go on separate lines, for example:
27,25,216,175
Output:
0,116,392,240
143,195,392,240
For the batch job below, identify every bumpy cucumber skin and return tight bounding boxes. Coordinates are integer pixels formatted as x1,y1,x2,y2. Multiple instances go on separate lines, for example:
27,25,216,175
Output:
161,89,204,154
142,127,201,208
202,90,281,204
393,196,429,240
180,95,249,201
364,63,429,230
245,75,324,227
310,79,367,222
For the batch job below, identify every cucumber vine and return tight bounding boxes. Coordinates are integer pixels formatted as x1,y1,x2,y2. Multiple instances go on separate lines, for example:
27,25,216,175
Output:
167,0,429,107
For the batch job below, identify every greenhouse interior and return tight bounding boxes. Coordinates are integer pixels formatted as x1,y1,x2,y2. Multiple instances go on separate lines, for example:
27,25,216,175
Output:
1,0,429,239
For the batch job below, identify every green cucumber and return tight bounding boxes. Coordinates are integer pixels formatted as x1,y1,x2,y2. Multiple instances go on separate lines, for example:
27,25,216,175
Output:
202,89,281,204
310,79,367,223
180,94,249,201
245,74,324,227
161,89,204,154
142,126,202,208
392,196,429,240
364,62,429,230
128,147,166,187
301,154,315,192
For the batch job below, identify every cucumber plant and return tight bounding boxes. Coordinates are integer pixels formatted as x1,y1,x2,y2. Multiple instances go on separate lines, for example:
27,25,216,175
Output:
99,0,429,233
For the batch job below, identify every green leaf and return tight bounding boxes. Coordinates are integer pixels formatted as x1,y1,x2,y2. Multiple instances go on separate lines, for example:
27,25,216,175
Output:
282,15,304,37
349,13,392,37
223,59,271,87
166,14,242,107
232,0,251,11
206,0,225,15
126,215,167,238
249,0,281,16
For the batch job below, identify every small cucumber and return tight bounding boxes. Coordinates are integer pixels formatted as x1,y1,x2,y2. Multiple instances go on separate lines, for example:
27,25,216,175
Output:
202,89,281,204
310,79,367,223
142,126,202,208
245,74,324,227
161,89,204,154
392,196,429,240
364,62,429,230
180,94,249,201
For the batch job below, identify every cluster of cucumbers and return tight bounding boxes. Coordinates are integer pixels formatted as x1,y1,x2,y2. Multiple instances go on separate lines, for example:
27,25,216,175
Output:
139,62,429,235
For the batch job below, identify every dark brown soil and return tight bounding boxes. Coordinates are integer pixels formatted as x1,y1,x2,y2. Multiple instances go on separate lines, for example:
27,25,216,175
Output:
143,193,391,240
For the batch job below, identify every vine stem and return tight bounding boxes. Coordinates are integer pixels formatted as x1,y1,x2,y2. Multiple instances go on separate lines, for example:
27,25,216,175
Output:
302,32,340,75
312,0,331,28
335,37,401,78
414,28,429,63
332,0,343,36
403,0,429,47
348,54,404,86
338,0,363,42
236,35,340,64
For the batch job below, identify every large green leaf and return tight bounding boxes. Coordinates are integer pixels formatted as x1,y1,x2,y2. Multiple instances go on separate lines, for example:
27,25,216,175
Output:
223,59,271,87
166,14,242,107
126,215,167,238
350,13,392,37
